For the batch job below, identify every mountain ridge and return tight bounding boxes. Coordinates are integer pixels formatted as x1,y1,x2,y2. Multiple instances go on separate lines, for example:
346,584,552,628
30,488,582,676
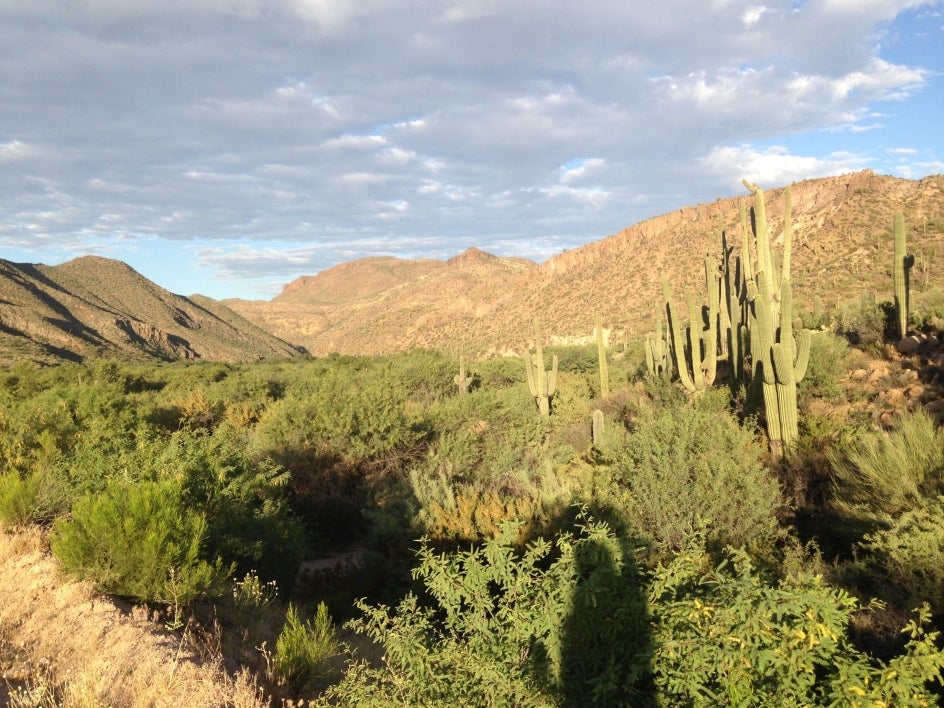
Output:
225,170,944,356
0,256,301,365
2,170,942,364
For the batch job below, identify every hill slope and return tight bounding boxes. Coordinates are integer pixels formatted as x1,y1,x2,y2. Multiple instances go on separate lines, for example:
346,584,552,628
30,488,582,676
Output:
0,256,300,365
226,171,944,356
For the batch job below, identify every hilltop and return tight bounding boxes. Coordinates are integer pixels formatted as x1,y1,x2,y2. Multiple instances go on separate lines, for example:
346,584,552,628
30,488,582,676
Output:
225,170,944,356
0,256,300,365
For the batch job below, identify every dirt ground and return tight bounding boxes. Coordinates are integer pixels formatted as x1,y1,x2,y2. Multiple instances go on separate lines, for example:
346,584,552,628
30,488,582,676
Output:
0,528,267,707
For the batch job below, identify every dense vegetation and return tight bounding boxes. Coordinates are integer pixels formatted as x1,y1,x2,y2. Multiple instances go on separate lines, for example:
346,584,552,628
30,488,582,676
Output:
3,193,944,704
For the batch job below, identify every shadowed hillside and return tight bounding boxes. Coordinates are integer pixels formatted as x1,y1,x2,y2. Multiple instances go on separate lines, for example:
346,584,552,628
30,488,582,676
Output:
0,256,301,365
226,171,944,356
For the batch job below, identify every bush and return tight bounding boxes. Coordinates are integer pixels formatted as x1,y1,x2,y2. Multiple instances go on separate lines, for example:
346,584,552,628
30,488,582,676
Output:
607,400,782,557
856,497,944,617
50,479,230,605
318,520,649,707
830,409,944,519
0,471,38,528
269,602,341,693
319,521,944,706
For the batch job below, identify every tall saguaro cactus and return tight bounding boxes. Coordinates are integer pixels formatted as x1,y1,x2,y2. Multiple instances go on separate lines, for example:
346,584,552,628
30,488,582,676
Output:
595,315,610,397
524,319,558,416
893,211,915,339
741,180,811,459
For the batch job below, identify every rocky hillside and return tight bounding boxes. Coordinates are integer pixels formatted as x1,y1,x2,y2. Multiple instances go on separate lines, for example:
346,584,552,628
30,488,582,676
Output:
226,171,944,356
0,256,300,365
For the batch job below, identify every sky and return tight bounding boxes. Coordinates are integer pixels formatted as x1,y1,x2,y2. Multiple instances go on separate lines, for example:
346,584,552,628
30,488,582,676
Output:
1,1,942,300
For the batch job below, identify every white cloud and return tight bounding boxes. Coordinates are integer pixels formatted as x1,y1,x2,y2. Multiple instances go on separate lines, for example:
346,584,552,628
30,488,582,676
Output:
0,0,939,296
702,144,870,188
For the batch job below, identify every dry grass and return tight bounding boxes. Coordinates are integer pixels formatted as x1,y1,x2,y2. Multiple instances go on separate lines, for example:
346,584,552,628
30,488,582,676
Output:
0,528,270,708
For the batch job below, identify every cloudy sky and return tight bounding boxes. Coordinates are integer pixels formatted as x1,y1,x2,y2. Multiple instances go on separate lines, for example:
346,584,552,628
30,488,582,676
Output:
1,1,942,299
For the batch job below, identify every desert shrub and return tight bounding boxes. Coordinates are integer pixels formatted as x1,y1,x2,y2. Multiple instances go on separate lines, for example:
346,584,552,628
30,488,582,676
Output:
648,538,944,705
830,409,944,519
838,294,895,346
157,427,305,591
320,521,944,707
855,497,944,617
607,400,781,558
317,519,650,707
547,344,598,374
268,602,342,693
409,463,572,544
799,331,850,405
50,479,230,605
0,471,38,527
912,287,944,329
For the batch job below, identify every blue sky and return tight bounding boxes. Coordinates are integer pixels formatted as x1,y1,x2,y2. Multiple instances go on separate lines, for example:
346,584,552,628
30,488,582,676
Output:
1,1,942,300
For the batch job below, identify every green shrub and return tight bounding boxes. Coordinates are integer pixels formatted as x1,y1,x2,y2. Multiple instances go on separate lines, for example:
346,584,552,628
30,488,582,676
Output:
607,401,782,557
799,332,850,405
318,520,649,707
269,602,341,693
856,497,944,616
50,479,230,605
647,539,944,705
319,521,944,706
0,471,38,528
830,409,944,519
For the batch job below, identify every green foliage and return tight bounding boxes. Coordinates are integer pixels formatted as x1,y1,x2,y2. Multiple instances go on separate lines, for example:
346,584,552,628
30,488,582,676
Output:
830,409,944,519
607,400,781,557
856,497,944,617
648,538,944,706
799,331,850,405
0,471,39,527
270,602,342,693
322,522,944,706
50,479,230,604
318,519,649,707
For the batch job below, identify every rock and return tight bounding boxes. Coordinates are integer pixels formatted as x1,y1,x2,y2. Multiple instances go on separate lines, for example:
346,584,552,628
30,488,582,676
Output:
905,384,925,399
851,368,868,381
923,399,944,414
896,335,924,354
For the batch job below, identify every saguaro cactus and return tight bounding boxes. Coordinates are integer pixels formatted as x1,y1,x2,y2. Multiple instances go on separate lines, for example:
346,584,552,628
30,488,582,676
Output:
454,355,472,396
595,315,610,397
893,211,915,339
662,275,716,393
524,319,558,416
741,181,811,458
645,303,672,378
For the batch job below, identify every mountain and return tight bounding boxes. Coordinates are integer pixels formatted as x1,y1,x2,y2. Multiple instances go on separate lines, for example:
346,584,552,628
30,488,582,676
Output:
225,170,944,356
0,256,300,365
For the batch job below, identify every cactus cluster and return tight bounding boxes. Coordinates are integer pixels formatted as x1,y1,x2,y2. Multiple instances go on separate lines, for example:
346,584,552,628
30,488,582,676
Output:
654,180,811,457
523,319,558,416
661,273,718,393
645,303,672,378
738,181,811,458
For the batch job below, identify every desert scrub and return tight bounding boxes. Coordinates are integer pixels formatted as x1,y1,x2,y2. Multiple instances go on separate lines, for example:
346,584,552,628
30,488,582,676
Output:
50,479,230,605
0,471,38,528
607,397,782,558
267,602,342,694
829,408,944,520
853,497,944,617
